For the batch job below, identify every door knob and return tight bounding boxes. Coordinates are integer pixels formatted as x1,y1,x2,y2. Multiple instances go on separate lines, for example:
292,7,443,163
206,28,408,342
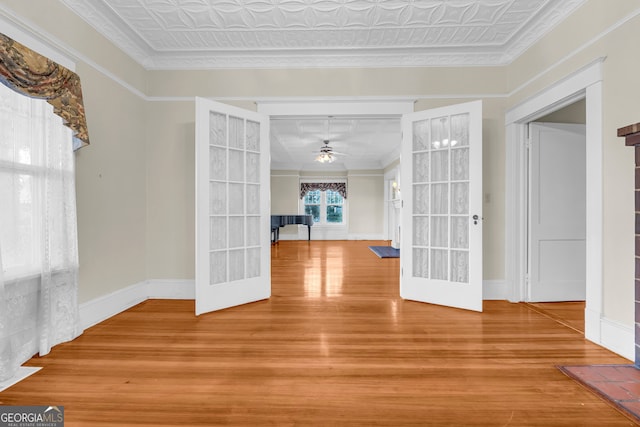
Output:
472,215,480,225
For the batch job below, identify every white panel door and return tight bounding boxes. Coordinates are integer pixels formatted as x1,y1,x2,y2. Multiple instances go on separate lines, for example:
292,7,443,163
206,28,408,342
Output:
195,98,270,315
400,101,483,312
529,123,586,302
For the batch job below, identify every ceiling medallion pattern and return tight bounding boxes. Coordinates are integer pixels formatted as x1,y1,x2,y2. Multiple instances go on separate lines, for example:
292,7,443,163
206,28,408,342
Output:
60,0,586,69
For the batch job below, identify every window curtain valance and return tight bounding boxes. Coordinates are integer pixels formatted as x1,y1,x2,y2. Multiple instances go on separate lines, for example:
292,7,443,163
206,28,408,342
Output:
300,182,347,199
0,33,90,150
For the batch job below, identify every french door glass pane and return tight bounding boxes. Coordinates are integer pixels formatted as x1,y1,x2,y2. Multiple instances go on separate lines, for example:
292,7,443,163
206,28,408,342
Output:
450,113,469,147
413,184,429,214
229,150,244,182
413,119,430,151
210,251,227,285
451,250,469,283
210,147,226,180
229,249,244,282
451,183,469,215
450,217,469,249
209,112,226,147
246,120,260,152
413,216,429,246
413,152,429,182
229,217,244,248
246,152,260,183
431,249,448,280
210,217,227,250
451,148,469,180
246,216,260,246
411,112,471,284
413,248,428,278
229,116,244,149
430,150,448,181
246,184,260,215
208,112,261,287
210,182,226,215
247,248,260,278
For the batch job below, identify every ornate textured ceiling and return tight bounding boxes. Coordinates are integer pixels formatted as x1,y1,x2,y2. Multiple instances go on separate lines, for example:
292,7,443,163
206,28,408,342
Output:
60,0,586,70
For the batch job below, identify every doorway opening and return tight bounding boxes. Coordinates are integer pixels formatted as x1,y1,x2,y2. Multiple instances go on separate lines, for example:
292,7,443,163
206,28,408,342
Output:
505,58,604,346
525,100,587,331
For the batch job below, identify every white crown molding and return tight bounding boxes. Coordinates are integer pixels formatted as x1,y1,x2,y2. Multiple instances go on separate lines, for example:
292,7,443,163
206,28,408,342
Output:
59,0,587,70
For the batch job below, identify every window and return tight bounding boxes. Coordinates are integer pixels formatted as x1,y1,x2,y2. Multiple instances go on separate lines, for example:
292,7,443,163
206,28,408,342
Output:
303,189,345,224
0,82,76,279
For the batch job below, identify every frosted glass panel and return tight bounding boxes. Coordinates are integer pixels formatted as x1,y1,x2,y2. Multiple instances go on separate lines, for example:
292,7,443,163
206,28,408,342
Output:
451,183,469,215
246,184,260,215
229,217,244,248
431,183,448,214
431,150,449,182
451,148,469,181
228,149,244,182
431,216,448,247
210,147,226,180
413,248,428,278
210,251,227,285
431,116,449,150
209,216,227,250
450,113,469,147
246,216,260,246
229,150,244,182
246,120,260,152
209,112,226,147
413,216,429,246
229,249,244,282
413,184,429,215
413,152,429,183
413,119,430,151
431,249,448,280
229,116,244,149
451,250,469,283
229,183,244,214
246,152,260,183
451,217,469,249
210,182,226,215
247,248,260,278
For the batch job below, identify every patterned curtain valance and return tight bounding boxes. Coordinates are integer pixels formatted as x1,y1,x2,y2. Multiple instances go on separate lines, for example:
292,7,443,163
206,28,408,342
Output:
0,33,90,150
300,182,347,199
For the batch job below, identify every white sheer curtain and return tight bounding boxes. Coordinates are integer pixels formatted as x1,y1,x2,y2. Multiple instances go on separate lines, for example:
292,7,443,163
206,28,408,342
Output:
0,82,82,381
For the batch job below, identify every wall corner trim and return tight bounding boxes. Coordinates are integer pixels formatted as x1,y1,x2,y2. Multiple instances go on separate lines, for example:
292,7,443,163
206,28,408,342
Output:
79,279,195,330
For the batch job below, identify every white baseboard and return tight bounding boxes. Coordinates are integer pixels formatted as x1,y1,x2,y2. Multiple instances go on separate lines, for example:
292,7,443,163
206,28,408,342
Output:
79,281,147,330
483,280,508,300
348,234,386,240
598,317,634,361
79,279,194,330
275,233,386,241
0,367,41,392
147,279,195,299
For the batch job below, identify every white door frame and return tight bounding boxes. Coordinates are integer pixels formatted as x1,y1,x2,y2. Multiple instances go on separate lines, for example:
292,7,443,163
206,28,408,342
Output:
505,58,604,343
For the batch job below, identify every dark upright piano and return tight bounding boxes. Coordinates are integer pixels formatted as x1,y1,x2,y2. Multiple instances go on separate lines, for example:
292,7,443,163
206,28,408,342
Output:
271,215,313,243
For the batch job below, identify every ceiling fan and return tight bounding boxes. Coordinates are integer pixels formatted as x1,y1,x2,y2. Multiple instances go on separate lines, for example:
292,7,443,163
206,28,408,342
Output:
314,117,345,163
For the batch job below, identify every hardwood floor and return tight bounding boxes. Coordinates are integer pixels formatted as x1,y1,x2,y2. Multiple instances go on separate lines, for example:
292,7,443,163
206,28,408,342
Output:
0,240,635,426
526,302,586,334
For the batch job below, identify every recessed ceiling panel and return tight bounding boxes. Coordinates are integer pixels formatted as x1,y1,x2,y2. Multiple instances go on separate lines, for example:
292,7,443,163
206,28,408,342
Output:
60,0,586,69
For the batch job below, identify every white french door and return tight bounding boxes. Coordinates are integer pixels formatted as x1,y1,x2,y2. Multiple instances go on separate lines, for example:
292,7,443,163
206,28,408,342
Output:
400,100,483,312
195,98,271,315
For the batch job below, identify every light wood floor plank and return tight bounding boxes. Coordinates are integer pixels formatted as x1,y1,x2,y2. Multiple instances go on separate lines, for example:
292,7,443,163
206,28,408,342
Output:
0,241,635,426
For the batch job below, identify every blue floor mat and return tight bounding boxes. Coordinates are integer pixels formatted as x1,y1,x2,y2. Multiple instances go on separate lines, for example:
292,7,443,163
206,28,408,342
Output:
368,246,400,258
